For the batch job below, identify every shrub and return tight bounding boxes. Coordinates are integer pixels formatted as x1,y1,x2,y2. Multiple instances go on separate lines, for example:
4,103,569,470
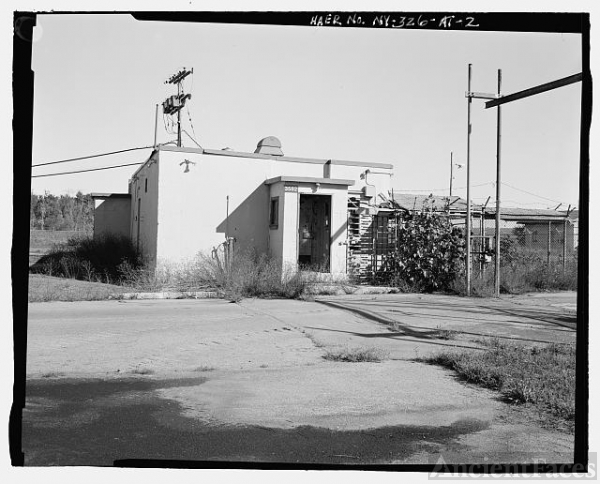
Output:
207,248,309,301
376,211,465,293
136,247,313,300
30,233,144,284
457,246,578,296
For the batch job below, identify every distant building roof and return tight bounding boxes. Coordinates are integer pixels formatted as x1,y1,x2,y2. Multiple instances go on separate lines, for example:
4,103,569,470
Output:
566,209,579,220
90,193,131,199
380,194,571,222
381,193,481,212
485,207,569,221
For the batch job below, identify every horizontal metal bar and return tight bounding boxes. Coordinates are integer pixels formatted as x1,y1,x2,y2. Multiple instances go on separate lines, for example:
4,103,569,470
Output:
466,91,499,100
485,72,582,109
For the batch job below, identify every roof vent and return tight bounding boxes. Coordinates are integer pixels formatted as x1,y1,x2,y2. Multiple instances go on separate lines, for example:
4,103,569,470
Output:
254,136,283,156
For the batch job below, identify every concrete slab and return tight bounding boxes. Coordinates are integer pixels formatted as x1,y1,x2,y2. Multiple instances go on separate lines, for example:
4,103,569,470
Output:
24,292,577,464
312,293,576,348
157,361,500,430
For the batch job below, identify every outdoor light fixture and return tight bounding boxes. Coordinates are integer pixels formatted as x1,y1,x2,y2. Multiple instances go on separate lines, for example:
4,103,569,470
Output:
449,152,464,197
179,159,196,173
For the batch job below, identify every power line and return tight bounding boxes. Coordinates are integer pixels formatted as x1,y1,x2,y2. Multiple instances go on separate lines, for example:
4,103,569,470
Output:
501,182,565,204
32,146,154,167
182,129,203,150
32,161,144,178
396,182,494,192
186,104,197,139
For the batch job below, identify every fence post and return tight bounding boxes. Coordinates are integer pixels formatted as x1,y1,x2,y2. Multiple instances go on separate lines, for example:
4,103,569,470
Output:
547,220,552,267
563,219,567,274
480,210,485,277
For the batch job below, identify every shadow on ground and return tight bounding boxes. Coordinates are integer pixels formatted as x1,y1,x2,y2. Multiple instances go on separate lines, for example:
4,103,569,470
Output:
23,376,487,466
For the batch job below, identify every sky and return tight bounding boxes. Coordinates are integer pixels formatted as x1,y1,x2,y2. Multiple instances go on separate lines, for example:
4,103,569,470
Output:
29,12,583,210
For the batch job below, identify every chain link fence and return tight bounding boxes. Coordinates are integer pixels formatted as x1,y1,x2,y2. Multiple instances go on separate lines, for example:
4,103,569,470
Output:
470,216,578,292
348,201,578,293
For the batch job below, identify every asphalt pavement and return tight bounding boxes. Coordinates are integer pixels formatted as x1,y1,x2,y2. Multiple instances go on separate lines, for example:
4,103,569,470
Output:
23,292,577,466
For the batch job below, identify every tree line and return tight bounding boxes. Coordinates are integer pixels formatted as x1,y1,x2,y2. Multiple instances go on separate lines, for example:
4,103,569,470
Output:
30,191,95,232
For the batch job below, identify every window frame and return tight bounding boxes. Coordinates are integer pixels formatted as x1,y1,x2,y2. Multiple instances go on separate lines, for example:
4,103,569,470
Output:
269,196,280,229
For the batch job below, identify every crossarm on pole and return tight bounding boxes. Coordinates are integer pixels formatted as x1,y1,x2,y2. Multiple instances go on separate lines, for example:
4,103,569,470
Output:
485,73,582,109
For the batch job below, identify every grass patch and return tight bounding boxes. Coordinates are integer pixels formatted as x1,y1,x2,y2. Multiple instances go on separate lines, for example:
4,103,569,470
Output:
130,366,154,375
428,327,460,340
28,274,132,302
418,339,575,430
323,346,388,363
40,371,64,378
194,365,215,372
305,332,327,348
454,252,577,296
30,229,90,252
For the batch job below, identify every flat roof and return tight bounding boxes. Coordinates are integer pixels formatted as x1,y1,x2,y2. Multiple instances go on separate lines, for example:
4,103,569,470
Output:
158,145,393,170
91,193,131,199
485,207,569,221
264,176,355,186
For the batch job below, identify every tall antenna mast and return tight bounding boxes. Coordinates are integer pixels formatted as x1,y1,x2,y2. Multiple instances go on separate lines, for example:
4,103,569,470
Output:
163,68,193,147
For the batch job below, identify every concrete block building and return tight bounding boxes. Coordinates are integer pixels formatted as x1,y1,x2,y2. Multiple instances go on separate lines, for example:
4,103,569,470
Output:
94,137,393,279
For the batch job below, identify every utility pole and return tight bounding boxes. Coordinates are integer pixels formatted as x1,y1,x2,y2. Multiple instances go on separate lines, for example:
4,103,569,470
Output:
464,68,582,297
466,64,472,296
163,68,193,147
465,65,499,296
494,69,502,297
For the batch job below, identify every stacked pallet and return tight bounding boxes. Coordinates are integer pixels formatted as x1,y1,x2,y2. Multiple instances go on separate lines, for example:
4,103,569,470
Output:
347,196,375,283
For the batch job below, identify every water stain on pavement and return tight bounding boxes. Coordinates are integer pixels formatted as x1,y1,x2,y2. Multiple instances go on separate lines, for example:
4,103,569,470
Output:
23,376,489,466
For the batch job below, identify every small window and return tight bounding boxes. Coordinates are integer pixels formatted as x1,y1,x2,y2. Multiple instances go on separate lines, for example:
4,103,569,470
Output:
145,178,148,193
269,197,279,228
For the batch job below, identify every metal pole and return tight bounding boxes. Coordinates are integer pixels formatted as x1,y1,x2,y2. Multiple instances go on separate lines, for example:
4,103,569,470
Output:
153,104,159,148
563,219,567,274
480,205,485,276
226,195,231,273
466,64,472,296
449,152,453,197
494,69,502,297
177,112,182,147
481,195,491,278
226,195,230,241
547,220,552,267
177,81,183,147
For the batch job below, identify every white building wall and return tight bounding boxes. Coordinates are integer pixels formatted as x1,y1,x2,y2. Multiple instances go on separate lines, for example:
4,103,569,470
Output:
143,146,393,274
156,150,272,263
281,186,299,273
267,182,285,263
272,159,324,179
93,197,131,238
129,151,160,264
269,181,350,277
328,163,393,199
